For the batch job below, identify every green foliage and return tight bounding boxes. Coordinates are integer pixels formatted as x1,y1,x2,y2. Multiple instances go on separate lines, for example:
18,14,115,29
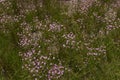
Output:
0,32,22,80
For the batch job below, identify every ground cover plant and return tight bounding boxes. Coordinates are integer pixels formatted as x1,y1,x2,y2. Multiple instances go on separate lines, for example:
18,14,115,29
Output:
0,0,120,80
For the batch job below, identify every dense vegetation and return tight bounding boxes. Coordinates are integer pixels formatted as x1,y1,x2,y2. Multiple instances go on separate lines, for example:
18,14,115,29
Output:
0,0,120,80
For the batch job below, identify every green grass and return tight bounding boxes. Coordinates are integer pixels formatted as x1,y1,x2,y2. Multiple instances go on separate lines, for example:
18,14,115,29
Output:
0,31,22,80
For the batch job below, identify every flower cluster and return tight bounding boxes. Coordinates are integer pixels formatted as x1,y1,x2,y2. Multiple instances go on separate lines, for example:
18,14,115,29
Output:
111,0,120,9
87,45,106,56
79,0,96,13
0,0,5,3
62,32,76,48
48,22,63,32
104,8,120,34
48,64,64,80
17,17,68,79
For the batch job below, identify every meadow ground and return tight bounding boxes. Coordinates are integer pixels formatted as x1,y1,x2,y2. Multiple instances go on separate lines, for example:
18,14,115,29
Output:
0,0,120,80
